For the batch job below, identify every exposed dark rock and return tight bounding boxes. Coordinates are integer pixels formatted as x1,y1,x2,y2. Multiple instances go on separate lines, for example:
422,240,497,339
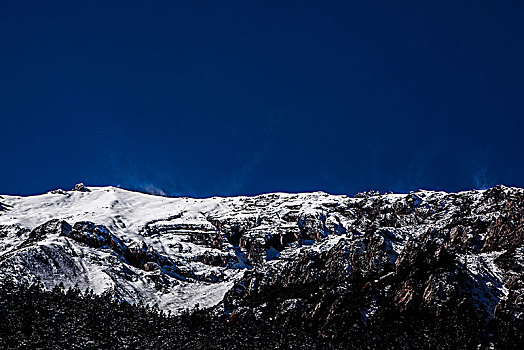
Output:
72,183,90,192
0,201,13,212
188,231,224,249
297,210,331,241
124,241,183,276
197,251,236,267
483,196,524,252
66,221,115,249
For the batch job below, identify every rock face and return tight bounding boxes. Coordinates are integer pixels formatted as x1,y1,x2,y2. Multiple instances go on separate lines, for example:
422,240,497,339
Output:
221,185,524,347
26,219,72,245
0,185,523,347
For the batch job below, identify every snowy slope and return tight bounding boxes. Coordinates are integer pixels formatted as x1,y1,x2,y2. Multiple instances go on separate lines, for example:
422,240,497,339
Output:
1,184,522,315
0,185,359,311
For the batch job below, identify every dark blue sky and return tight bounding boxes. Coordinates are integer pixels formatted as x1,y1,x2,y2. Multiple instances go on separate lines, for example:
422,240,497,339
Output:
1,1,523,197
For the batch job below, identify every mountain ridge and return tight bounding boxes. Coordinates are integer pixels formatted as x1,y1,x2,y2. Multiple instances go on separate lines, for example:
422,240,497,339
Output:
1,183,523,347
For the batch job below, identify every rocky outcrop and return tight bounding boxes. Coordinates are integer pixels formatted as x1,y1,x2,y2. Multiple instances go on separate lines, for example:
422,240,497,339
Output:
197,251,236,267
28,219,72,242
72,183,90,192
123,241,186,278
66,221,116,249
22,219,191,281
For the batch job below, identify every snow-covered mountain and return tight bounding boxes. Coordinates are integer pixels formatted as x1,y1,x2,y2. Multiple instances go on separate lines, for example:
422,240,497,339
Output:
1,183,523,345
0,184,361,311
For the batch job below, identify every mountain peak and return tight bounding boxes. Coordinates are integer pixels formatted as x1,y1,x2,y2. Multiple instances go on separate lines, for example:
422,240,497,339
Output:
1,185,523,347
72,183,90,192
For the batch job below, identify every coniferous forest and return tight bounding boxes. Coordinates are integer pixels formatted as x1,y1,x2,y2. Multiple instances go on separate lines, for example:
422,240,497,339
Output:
0,281,326,349
0,280,522,349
